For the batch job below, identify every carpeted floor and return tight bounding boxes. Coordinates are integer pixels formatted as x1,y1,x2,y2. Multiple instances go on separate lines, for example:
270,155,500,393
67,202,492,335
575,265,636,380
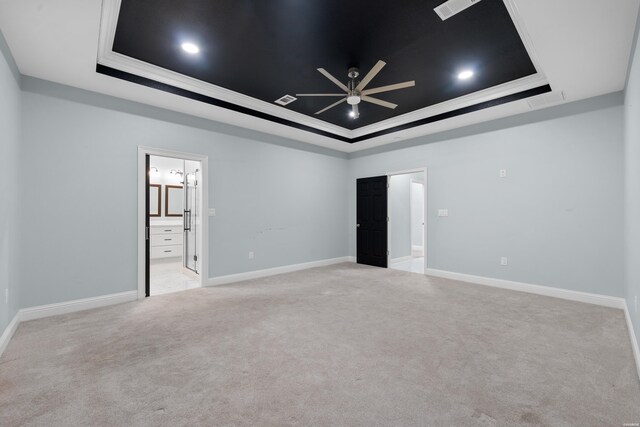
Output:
1,263,639,426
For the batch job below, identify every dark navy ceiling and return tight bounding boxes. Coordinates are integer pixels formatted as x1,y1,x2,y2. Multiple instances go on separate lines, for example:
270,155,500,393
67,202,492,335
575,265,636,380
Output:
108,0,540,134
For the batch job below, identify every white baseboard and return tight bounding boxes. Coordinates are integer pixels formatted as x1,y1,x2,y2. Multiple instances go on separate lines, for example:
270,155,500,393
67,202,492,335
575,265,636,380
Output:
425,268,625,309
19,291,138,322
208,256,353,286
390,256,412,264
624,303,640,380
0,312,20,358
0,290,137,358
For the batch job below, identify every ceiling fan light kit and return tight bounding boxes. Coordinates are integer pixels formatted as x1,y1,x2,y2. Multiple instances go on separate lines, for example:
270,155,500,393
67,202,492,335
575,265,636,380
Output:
296,60,416,119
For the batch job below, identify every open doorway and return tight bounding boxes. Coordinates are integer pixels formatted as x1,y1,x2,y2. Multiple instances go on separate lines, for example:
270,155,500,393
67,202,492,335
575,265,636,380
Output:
138,147,208,299
388,170,426,274
148,155,201,295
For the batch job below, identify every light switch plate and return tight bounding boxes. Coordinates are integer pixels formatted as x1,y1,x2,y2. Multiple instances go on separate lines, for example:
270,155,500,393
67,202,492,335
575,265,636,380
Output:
438,209,449,217
501,257,508,266
209,208,216,216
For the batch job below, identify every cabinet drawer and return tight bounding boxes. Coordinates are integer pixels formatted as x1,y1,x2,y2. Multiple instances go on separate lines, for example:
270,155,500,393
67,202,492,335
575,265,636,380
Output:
151,226,182,235
151,245,183,259
151,234,182,247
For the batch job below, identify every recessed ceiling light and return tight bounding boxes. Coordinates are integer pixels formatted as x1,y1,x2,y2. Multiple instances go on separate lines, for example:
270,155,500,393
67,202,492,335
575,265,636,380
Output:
181,42,200,54
458,70,474,80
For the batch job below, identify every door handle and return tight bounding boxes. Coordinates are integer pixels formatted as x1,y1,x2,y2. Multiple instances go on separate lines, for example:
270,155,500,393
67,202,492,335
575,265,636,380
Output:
357,224,360,228
184,210,192,231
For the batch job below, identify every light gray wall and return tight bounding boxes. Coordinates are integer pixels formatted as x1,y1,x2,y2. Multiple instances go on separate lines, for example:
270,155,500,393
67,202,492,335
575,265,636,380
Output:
0,30,21,332
349,105,625,297
624,13,640,346
389,172,423,260
411,180,424,247
389,174,411,260
1,49,629,320
19,79,349,308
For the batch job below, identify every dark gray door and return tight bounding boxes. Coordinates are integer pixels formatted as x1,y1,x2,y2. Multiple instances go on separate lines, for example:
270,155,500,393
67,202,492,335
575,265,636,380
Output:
357,176,388,268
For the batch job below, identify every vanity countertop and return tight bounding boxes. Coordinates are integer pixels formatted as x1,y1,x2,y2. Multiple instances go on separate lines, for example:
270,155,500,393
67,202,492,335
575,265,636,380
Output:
150,220,183,227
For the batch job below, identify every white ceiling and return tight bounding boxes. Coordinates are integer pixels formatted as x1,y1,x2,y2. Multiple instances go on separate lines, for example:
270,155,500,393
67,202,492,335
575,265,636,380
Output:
0,0,638,153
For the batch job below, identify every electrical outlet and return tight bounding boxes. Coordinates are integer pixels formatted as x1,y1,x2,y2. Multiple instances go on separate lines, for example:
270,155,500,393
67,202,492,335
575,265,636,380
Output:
209,208,216,216
249,251,255,260
438,209,449,217
501,257,508,266
499,169,507,178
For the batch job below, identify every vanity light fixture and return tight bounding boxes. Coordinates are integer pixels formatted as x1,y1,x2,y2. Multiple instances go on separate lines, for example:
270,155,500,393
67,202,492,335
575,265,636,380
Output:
150,167,159,176
170,169,184,177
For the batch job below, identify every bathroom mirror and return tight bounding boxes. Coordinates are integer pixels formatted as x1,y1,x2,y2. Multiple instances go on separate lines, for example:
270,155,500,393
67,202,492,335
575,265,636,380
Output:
149,184,161,217
165,185,183,217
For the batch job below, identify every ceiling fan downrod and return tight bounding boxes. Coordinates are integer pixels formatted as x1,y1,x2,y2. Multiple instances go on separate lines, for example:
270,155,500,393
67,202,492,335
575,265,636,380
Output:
347,67,362,106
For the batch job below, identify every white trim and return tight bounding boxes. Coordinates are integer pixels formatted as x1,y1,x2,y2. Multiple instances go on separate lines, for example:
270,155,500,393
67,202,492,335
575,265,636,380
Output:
137,146,209,300
425,268,625,309
350,74,547,138
98,0,347,138
0,291,138,358
390,256,413,264
624,302,640,380
97,0,549,141
19,291,138,322
384,168,428,177
207,257,352,286
385,168,428,273
0,312,20,357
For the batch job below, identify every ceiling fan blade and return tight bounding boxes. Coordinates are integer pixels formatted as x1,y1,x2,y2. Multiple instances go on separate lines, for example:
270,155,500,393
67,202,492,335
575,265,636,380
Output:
315,98,347,115
352,103,359,119
355,60,386,92
362,95,397,109
296,93,346,97
317,68,349,92
362,81,415,96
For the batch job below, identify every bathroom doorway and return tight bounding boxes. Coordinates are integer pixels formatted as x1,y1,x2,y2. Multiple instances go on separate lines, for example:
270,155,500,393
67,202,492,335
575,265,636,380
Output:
137,147,209,298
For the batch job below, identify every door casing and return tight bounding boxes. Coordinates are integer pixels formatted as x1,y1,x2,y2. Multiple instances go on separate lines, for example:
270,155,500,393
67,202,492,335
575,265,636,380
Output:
137,146,209,299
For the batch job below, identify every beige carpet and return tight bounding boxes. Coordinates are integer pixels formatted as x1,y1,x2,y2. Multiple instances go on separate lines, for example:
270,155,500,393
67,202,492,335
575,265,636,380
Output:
1,263,639,426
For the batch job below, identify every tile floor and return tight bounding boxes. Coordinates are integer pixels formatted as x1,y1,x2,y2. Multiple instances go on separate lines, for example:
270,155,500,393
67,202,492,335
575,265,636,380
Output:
150,258,201,296
390,256,425,274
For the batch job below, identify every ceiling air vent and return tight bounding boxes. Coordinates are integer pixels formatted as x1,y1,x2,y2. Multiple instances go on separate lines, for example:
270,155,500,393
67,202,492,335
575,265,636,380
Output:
434,0,482,21
527,91,565,110
275,95,297,106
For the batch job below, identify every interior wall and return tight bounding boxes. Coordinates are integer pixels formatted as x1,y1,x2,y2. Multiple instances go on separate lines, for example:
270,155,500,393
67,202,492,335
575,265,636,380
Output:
349,105,625,297
19,79,349,308
624,16,640,344
0,31,21,331
411,180,424,249
389,172,423,260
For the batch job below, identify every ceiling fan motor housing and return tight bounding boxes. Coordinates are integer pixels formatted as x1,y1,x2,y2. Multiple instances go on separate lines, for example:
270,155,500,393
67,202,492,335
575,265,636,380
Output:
347,71,362,105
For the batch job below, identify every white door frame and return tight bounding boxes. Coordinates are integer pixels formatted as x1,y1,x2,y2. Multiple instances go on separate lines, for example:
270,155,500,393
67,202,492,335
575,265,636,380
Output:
386,168,428,273
137,146,209,299
410,178,425,256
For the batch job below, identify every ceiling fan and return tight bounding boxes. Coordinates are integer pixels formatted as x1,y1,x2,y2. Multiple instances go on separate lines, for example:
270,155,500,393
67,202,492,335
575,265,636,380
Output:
296,60,415,119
